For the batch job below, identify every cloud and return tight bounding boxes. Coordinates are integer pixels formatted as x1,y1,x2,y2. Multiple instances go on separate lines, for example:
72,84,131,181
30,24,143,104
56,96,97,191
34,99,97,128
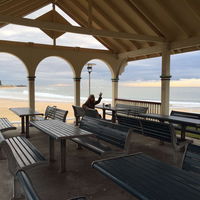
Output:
120,79,200,87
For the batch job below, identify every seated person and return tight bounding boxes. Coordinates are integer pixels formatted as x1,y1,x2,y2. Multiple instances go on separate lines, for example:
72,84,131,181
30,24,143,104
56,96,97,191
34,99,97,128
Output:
82,93,102,110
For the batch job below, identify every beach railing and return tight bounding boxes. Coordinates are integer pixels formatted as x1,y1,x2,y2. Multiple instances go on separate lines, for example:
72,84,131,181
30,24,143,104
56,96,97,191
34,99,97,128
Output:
115,98,161,114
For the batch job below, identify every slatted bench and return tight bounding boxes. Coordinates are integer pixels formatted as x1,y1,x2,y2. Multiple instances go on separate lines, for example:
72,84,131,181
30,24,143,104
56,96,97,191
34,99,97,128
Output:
15,170,87,200
36,106,68,122
72,105,85,126
171,110,200,135
71,116,133,155
116,103,148,117
117,115,191,161
182,143,200,174
0,136,47,199
0,117,16,132
0,118,16,159
1,136,46,175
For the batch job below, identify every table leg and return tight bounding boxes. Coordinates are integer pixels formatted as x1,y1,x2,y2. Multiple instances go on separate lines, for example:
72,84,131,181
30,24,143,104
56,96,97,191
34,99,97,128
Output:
60,139,66,173
21,116,25,134
25,116,30,138
103,109,106,119
112,110,116,123
49,137,55,162
181,125,186,141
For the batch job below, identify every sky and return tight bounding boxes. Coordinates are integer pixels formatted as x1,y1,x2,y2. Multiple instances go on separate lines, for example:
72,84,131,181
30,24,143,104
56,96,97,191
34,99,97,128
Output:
0,4,200,87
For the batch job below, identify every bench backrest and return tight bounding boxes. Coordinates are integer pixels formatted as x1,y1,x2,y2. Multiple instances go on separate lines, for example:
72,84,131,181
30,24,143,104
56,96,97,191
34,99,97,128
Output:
140,119,176,144
0,118,16,132
116,104,148,116
54,108,68,122
182,144,200,174
44,106,56,119
171,110,200,120
84,108,101,119
16,170,40,200
80,116,131,149
117,115,142,134
72,105,85,118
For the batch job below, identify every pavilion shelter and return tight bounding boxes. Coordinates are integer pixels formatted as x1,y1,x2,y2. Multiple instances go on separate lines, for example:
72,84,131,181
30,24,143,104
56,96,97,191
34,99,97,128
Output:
0,0,200,114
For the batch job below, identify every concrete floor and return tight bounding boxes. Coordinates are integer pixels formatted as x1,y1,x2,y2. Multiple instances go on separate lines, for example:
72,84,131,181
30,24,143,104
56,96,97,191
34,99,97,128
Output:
0,126,199,200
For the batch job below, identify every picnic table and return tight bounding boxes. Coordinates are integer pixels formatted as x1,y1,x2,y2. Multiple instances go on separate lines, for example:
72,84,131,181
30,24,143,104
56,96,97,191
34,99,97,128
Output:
9,107,43,138
30,119,94,173
92,153,200,200
139,113,200,140
95,105,128,123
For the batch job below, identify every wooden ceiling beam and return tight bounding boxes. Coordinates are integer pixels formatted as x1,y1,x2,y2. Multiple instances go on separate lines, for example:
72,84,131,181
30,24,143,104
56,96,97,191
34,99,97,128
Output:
0,14,165,43
154,0,190,37
100,0,142,49
56,1,120,52
61,0,135,51
119,45,164,59
88,0,138,50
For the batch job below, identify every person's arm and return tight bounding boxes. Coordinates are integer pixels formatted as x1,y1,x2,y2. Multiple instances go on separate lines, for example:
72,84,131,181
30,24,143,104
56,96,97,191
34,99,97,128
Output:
95,93,102,105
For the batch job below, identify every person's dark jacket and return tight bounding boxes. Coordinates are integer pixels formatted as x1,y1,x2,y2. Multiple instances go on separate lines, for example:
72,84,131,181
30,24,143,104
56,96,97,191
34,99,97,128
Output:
82,96,102,110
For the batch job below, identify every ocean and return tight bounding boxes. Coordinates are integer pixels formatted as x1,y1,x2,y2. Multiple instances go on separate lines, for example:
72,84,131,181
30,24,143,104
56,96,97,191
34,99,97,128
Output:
0,84,200,112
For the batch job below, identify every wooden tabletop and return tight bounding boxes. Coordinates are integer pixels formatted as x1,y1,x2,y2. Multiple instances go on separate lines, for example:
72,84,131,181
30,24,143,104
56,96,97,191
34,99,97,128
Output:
139,113,200,127
9,107,43,117
92,153,200,200
30,119,94,140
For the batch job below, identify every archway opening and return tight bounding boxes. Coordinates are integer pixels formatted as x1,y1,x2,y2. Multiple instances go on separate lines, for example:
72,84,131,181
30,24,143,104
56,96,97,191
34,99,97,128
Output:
170,50,200,113
0,53,28,122
35,56,74,119
81,59,112,105
119,57,161,101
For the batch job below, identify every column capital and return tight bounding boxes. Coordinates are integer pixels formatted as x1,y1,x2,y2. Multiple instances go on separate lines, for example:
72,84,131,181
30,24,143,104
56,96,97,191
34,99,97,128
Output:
160,75,171,80
73,77,81,81
27,76,36,81
111,78,119,82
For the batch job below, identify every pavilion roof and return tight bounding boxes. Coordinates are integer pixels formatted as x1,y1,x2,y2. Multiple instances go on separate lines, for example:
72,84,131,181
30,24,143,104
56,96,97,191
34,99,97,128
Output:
0,0,200,60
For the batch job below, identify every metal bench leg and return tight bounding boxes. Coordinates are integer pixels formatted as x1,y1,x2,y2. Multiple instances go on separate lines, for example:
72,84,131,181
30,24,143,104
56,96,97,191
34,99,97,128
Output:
49,137,55,162
25,116,30,138
12,177,24,200
21,117,25,134
60,139,66,173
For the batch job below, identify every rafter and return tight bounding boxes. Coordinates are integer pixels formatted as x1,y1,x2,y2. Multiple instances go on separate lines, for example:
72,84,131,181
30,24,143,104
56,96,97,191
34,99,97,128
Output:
100,0,142,49
126,0,164,38
56,1,123,52
89,0,138,50
68,0,130,51
0,14,165,43
119,45,164,59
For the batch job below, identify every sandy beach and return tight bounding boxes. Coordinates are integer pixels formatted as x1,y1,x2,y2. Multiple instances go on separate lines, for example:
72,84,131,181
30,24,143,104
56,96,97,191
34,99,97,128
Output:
1,98,200,123
0,98,74,122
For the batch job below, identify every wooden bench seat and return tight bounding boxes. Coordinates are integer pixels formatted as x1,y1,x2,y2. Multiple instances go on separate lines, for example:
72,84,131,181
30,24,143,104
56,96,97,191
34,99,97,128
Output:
15,170,87,200
2,136,46,175
0,117,16,132
71,117,132,155
182,143,200,174
171,110,200,135
117,115,191,162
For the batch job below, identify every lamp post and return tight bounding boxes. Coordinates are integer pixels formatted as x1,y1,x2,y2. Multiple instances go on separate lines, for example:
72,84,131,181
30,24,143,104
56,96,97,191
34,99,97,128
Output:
87,63,95,95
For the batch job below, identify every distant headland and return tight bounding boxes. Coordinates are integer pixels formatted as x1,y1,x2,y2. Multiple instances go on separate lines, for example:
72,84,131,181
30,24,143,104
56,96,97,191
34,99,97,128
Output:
0,80,26,88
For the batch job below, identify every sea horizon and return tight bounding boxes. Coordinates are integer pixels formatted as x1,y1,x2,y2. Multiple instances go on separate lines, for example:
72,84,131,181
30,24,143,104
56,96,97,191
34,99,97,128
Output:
1,85,200,112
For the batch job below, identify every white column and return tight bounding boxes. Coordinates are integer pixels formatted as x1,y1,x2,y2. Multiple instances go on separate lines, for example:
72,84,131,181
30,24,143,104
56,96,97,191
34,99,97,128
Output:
160,44,171,115
74,77,81,106
112,77,119,106
28,76,35,111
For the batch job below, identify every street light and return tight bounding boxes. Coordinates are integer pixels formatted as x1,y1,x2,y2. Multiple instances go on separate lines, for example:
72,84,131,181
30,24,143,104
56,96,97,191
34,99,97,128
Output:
87,63,96,95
